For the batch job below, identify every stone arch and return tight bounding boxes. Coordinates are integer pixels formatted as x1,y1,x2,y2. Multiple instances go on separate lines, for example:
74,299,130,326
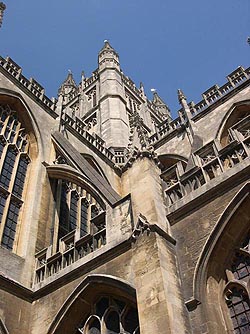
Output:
193,182,250,302
192,182,250,333
0,90,42,253
46,164,107,210
216,99,250,148
0,89,43,160
158,153,187,172
47,274,137,334
84,315,101,334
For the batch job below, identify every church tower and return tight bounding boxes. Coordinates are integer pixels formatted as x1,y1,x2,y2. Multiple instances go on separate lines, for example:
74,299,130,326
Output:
98,41,130,149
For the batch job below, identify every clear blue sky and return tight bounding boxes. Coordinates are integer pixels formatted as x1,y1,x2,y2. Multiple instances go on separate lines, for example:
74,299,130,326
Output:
0,0,249,118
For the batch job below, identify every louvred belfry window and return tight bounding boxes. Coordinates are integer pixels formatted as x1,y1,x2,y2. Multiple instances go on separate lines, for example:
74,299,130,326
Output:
225,235,250,333
0,104,30,250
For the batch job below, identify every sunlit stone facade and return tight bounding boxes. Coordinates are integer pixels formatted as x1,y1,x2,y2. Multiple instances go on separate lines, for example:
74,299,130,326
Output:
0,15,250,333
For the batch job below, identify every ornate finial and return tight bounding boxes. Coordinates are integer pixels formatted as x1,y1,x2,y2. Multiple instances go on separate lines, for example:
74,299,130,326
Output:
139,82,145,95
177,89,186,104
0,2,6,28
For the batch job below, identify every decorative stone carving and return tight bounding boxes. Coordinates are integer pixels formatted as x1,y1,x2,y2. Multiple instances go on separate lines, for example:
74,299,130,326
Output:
124,111,160,169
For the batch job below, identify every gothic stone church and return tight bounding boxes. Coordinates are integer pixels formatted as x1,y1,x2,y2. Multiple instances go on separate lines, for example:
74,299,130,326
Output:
0,21,250,334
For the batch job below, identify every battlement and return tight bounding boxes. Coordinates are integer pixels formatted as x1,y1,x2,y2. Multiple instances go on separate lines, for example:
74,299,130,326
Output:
0,56,57,116
189,66,250,117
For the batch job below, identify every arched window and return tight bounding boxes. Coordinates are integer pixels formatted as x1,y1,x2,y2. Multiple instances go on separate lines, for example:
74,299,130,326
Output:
53,178,106,253
224,235,250,333
218,104,250,147
78,296,139,334
85,316,101,334
0,103,30,251
56,179,105,243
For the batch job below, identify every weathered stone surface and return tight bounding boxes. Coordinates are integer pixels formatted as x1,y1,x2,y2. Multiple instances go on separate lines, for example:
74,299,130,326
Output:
0,42,249,334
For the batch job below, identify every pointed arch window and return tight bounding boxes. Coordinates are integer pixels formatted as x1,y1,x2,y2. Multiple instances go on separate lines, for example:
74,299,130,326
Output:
0,103,30,251
77,296,140,334
224,235,250,333
54,179,106,252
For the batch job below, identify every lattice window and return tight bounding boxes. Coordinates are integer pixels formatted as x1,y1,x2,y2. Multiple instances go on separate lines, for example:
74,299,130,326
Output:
225,236,250,333
226,287,250,334
1,201,20,250
0,192,6,221
13,156,29,198
0,103,30,251
0,147,17,189
80,199,88,237
77,296,139,334
69,191,78,231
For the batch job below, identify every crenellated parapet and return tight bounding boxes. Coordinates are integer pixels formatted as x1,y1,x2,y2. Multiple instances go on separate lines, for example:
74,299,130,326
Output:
0,56,58,117
188,66,250,118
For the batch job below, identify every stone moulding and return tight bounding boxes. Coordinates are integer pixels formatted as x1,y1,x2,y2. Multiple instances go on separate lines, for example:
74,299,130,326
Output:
189,182,250,310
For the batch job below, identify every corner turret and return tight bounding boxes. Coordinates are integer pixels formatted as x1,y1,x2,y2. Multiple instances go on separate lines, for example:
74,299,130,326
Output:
98,40,120,71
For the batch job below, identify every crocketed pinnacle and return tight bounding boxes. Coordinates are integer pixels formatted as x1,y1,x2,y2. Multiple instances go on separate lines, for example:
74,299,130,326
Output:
177,89,186,104
152,91,171,120
0,2,6,28
58,71,77,95
99,40,119,57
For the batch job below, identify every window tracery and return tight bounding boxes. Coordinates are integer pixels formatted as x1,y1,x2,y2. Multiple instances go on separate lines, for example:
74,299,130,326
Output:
225,235,250,333
77,296,140,334
0,103,30,251
54,179,106,251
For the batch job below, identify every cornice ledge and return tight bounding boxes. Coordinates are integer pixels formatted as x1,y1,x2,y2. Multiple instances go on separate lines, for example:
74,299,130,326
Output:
0,272,33,302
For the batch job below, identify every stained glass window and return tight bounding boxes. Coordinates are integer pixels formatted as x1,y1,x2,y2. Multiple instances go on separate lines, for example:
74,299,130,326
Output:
0,103,30,251
226,237,250,333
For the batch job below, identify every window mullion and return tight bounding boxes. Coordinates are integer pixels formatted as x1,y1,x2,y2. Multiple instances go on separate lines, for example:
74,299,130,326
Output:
0,192,10,240
52,179,62,254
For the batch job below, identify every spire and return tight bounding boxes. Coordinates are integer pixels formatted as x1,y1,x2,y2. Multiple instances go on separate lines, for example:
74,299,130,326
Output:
99,40,118,56
177,89,186,104
0,2,6,28
58,70,77,96
152,91,172,121
98,40,120,71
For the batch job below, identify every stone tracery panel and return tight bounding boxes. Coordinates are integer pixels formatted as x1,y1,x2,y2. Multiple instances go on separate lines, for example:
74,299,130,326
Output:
77,296,140,334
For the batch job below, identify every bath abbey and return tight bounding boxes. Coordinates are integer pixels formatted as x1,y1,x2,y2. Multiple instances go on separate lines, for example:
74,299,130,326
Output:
0,4,250,334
